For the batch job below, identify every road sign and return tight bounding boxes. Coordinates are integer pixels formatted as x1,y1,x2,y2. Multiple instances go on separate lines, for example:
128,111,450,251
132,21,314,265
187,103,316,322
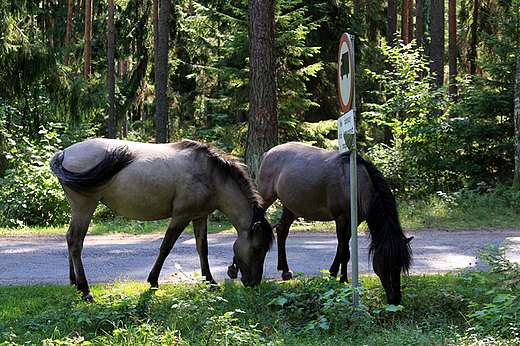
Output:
338,33,355,113
338,109,355,153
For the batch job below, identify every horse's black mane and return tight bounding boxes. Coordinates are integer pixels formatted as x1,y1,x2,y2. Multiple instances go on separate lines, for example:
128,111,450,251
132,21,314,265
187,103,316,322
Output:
340,153,412,274
177,139,261,208
177,140,274,248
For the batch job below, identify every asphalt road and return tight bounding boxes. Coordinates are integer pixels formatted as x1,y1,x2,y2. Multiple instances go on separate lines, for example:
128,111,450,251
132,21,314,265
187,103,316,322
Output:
1,228,519,287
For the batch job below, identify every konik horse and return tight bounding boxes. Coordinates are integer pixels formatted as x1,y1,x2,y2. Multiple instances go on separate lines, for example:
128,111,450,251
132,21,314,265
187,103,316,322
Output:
251,142,412,305
50,138,274,301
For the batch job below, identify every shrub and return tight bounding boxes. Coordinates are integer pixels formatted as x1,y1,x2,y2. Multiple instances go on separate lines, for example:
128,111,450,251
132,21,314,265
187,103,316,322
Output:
0,124,70,226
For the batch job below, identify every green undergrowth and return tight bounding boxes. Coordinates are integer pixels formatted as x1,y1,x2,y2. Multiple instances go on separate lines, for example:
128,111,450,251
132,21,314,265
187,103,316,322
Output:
1,243,519,345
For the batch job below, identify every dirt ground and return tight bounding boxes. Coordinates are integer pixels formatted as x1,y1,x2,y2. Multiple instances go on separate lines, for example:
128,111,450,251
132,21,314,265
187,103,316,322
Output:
1,227,519,287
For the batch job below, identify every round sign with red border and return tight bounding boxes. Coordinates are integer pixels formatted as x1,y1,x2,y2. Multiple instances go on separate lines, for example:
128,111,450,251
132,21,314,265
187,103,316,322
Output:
337,33,354,113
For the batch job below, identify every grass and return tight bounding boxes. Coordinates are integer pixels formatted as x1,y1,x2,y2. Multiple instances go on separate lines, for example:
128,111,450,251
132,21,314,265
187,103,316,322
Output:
1,258,520,345
398,187,520,229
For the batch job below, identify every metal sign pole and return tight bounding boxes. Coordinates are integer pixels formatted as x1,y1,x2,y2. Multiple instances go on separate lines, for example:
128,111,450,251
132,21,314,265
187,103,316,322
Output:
337,32,359,315
348,34,359,314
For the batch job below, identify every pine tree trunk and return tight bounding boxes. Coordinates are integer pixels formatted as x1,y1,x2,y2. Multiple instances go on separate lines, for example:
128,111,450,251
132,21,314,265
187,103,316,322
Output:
65,0,73,66
402,0,413,44
245,0,278,182
408,0,415,42
469,0,479,76
430,0,445,89
153,0,159,69
155,0,170,143
84,0,92,80
108,0,116,139
416,0,423,48
513,45,520,187
387,0,397,45
449,0,458,101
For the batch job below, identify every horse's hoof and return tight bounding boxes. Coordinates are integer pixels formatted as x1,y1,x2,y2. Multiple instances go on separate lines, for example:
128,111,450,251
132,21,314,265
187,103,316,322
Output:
281,271,293,280
227,264,238,279
82,292,94,303
149,281,159,288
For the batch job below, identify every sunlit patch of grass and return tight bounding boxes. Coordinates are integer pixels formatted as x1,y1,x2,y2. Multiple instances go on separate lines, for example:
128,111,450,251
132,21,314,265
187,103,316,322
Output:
0,224,68,235
398,190,520,229
0,218,235,236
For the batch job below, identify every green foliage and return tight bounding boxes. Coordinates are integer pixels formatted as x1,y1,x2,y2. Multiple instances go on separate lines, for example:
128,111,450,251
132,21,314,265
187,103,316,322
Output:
364,41,515,197
0,123,69,226
467,243,520,336
364,42,454,196
268,274,369,332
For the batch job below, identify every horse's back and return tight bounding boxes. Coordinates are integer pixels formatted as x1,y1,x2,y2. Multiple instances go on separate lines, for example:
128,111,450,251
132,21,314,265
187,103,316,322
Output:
259,142,376,220
259,143,344,220
60,138,182,172
55,139,214,220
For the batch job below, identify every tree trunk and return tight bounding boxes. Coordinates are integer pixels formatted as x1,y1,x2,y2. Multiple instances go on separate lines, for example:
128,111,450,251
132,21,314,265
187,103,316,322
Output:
408,0,414,42
402,0,410,44
449,0,458,101
513,45,520,187
108,0,116,139
84,0,92,80
245,0,278,182
402,0,413,44
65,0,73,66
387,0,397,46
430,0,445,89
155,0,171,143
416,0,423,48
153,0,159,69
469,0,479,76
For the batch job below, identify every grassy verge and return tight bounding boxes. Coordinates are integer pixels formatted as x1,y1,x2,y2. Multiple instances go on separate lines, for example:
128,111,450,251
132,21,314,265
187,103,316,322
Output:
399,187,520,229
2,245,520,346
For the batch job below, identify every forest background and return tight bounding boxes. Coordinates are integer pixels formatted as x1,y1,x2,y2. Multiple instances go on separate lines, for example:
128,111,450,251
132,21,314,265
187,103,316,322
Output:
1,0,520,227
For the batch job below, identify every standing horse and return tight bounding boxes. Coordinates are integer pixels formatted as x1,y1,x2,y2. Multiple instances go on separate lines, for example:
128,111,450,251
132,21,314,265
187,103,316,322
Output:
253,142,412,305
50,138,273,301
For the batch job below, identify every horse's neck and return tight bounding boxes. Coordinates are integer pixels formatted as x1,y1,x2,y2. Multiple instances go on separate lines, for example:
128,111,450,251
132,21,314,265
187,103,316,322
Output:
215,179,253,233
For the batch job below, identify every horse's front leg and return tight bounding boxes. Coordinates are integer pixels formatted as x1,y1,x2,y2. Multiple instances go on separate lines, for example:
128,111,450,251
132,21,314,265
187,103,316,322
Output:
192,217,217,286
66,212,94,302
330,216,351,283
276,207,296,280
147,218,190,288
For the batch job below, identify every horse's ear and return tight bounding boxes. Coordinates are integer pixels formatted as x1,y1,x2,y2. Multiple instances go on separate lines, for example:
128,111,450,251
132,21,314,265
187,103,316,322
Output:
406,236,414,243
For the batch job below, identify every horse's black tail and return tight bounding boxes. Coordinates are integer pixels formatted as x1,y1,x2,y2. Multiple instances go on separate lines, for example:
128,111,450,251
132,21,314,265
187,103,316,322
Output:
50,145,136,194
358,154,412,274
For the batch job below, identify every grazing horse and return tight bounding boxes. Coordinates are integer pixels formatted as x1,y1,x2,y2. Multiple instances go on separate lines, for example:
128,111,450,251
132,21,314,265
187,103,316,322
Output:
252,142,412,305
50,138,274,301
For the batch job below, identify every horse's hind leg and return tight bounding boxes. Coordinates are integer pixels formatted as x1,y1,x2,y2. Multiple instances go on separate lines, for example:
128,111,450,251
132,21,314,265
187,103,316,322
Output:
277,206,296,280
330,216,351,282
192,217,217,286
147,218,190,288
66,208,97,302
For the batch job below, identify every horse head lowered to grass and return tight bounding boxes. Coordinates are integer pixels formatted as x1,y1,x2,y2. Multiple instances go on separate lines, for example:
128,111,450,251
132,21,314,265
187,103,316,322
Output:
230,142,413,305
50,138,274,301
